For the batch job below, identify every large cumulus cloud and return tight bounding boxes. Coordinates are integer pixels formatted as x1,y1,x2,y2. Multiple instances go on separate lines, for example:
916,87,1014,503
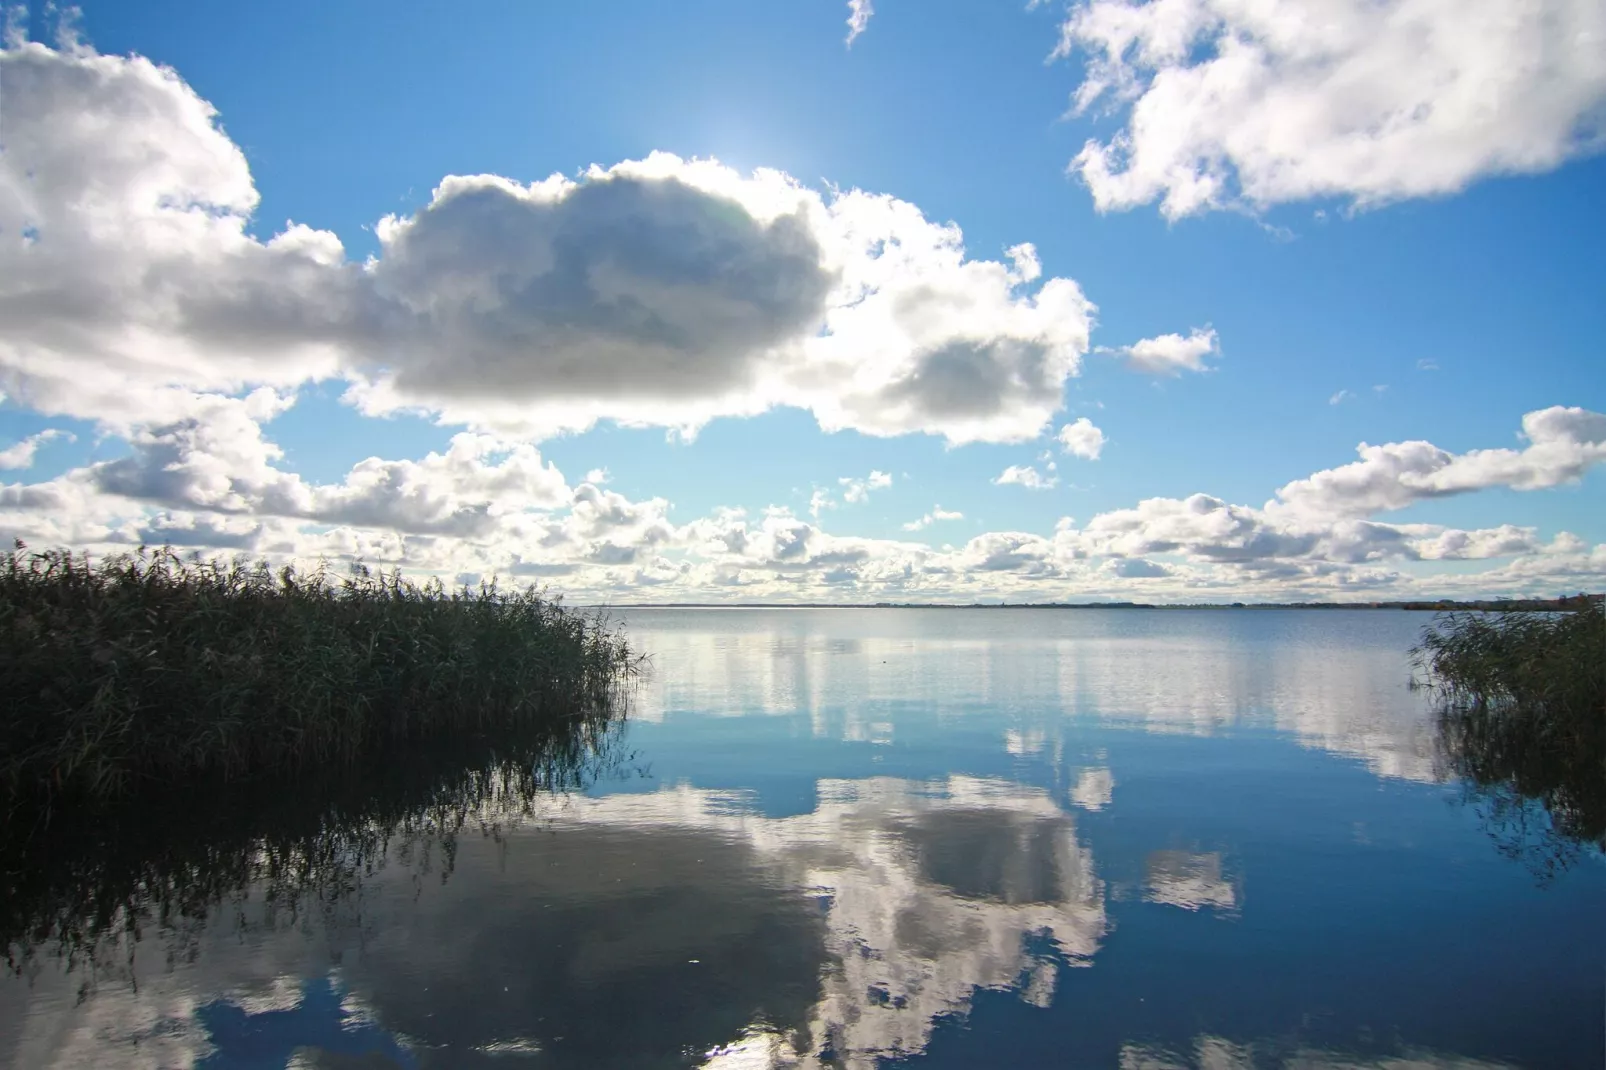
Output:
0,40,361,426
1,38,1091,444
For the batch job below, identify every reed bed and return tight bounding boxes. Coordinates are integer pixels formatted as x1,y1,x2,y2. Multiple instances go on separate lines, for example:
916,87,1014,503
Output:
0,544,637,803
1414,606,1604,858
1414,605,1603,720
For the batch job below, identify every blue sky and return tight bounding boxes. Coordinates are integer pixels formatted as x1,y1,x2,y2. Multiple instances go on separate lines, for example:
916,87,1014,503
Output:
0,0,1602,601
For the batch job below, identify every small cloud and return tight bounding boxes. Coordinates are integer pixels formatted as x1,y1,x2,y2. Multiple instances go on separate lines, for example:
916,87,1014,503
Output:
1056,417,1106,460
840,469,892,504
903,506,964,531
584,467,611,484
1372,384,1388,394
1102,327,1218,376
1417,358,1440,371
994,465,1058,491
845,0,873,46
1005,242,1042,284
1329,389,1354,405
810,469,891,517
0,428,74,470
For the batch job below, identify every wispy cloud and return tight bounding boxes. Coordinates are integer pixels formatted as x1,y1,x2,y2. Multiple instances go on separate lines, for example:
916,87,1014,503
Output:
841,469,892,504
811,470,892,517
903,506,964,531
0,429,73,470
845,0,874,47
1329,389,1354,405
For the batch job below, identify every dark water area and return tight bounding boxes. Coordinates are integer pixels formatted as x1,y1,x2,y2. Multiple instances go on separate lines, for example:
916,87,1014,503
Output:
1,609,1601,1068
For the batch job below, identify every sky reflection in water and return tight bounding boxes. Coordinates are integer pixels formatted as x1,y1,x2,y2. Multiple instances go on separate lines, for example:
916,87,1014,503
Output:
1,609,1601,1069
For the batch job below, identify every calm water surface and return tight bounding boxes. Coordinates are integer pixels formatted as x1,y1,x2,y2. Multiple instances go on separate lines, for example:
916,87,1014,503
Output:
2,609,1601,1068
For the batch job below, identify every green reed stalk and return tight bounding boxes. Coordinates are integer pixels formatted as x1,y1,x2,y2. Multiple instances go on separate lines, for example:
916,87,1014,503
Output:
0,544,638,803
1414,605,1604,855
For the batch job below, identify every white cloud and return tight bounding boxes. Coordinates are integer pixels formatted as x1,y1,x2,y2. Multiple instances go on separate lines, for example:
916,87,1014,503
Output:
1105,328,1218,376
840,469,892,503
1,38,1093,446
1053,0,1606,219
1271,405,1606,520
308,434,572,536
42,391,571,539
0,428,72,469
0,41,354,427
1056,417,1106,460
958,531,1058,575
846,0,874,46
800,225,1092,446
1330,390,1354,405
903,506,965,531
810,469,893,518
0,400,1600,601
583,467,611,484
994,465,1059,491
0,33,1598,605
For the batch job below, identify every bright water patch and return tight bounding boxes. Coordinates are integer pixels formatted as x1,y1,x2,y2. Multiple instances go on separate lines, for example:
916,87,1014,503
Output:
1,609,1600,1068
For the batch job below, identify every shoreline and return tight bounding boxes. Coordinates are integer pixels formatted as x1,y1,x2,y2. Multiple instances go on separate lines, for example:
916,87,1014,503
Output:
587,596,1603,612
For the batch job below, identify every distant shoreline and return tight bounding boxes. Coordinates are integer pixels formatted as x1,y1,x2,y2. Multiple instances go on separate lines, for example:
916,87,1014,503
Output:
589,595,1602,612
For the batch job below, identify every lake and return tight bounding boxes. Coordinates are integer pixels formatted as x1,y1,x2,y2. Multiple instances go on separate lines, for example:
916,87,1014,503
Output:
1,608,1601,1068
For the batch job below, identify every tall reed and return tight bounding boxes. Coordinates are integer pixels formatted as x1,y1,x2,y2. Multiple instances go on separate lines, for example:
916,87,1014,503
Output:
1414,606,1604,861
0,544,637,803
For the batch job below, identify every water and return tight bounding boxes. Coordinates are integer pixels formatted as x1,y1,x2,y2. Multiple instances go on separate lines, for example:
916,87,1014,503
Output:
1,608,1601,1068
